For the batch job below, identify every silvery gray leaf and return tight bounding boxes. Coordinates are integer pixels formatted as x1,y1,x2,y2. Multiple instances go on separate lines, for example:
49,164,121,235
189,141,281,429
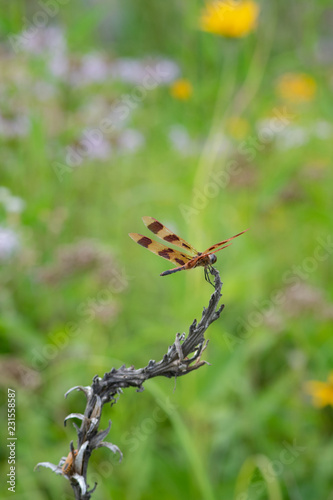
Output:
65,385,93,399
34,462,63,475
75,441,89,474
90,420,111,447
72,473,87,495
97,441,123,461
64,413,85,426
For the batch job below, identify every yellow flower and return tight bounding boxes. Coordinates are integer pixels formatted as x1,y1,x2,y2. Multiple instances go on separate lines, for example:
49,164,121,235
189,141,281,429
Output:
170,79,193,100
276,73,317,102
305,372,333,408
226,116,249,139
200,1,259,38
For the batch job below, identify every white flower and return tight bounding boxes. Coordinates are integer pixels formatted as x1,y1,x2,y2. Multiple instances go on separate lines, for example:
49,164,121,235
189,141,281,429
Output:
0,187,25,213
69,53,109,86
276,126,308,150
111,58,180,85
168,125,194,156
153,59,180,84
17,26,69,79
81,53,109,82
111,58,151,84
49,50,69,79
256,119,277,141
5,196,26,214
85,137,112,160
20,26,66,55
0,227,20,260
117,129,145,153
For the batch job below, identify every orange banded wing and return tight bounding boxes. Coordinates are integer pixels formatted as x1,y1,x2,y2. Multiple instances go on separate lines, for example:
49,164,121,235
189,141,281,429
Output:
207,242,233,255
142,216,198,257
203,229,249,254
128,233,192,267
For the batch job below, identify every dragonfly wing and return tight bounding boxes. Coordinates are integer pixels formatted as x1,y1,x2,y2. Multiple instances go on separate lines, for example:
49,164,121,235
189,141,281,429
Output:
129,233,192,267
142,216,198,256
203,229,249,253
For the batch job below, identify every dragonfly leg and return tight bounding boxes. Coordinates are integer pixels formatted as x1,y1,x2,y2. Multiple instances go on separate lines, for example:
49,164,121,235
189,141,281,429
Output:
204,266,215,287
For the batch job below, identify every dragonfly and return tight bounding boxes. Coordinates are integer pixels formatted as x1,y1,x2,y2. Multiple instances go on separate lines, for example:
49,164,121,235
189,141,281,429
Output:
129,217,248,284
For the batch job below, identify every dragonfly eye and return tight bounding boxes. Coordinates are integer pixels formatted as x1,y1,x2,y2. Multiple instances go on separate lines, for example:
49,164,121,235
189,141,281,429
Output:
210,254,217,264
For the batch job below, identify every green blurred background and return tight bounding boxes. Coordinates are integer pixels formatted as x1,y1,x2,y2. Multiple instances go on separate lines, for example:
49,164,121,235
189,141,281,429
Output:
1,1,333,499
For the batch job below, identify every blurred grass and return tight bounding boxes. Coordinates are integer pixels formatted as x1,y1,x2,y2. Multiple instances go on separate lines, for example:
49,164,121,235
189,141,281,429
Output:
1,0,333,499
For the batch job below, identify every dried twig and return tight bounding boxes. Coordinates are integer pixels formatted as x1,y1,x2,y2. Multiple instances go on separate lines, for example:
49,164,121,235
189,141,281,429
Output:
35,267,224,499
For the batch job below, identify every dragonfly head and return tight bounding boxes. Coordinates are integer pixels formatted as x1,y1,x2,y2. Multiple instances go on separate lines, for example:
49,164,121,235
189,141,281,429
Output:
209,254,217,265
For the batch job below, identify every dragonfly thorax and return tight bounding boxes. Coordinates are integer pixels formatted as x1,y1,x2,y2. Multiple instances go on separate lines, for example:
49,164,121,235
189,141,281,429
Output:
209,254,217,265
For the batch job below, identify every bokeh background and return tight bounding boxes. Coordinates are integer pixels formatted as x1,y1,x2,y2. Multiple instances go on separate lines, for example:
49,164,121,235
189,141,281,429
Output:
1,1,333,499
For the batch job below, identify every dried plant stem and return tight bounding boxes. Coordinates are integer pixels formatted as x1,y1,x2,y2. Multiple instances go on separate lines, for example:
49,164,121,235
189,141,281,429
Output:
35,267,224,499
